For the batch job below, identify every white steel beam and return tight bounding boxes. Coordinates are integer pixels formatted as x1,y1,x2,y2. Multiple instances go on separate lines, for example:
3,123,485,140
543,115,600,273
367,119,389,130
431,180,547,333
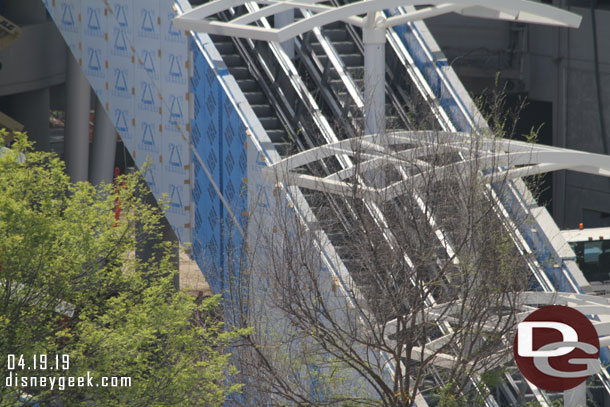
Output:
174,0,581,43
175,0,580,137
264,132,610,202
363,13,386,135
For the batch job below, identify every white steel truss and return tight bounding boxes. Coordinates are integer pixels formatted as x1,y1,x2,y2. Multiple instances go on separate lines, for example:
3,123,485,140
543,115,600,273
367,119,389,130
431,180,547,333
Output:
174,0,581,42
388,291,610,370
263,131,610,201
174,0,581,136
264,132,610,405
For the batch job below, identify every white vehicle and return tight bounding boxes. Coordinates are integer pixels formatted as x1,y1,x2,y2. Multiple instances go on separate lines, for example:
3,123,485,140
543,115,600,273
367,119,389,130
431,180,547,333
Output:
562,226,610,285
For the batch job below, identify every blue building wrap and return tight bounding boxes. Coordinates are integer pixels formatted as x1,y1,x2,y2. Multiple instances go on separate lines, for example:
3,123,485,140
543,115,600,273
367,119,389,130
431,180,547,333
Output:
44,0,251,302
43,0,192,248
190,32,248,296
44,0,251,309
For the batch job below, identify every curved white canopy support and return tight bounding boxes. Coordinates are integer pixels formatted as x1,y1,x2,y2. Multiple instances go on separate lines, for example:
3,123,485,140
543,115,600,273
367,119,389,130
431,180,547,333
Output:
174,0,581,42
175,0,581,137
383,291,610,370
262,131,610,202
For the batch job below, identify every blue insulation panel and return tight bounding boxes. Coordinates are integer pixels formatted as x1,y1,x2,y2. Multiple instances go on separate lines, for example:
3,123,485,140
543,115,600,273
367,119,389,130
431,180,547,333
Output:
43,0,192,246
189,33,248,298
191,38,222,293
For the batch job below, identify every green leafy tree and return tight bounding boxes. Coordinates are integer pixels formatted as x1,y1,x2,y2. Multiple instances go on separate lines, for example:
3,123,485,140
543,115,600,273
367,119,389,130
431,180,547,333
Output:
0,132,246,406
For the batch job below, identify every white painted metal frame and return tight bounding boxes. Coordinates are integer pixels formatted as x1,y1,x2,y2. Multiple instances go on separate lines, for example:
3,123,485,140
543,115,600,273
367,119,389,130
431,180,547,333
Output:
174,0,581,42
384,291,610,370
263,131,610,202
174,0,581,135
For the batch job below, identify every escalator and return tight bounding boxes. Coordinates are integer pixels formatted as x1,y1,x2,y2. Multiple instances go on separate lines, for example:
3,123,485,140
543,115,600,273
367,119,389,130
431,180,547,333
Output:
206,9,533,407
209,34,294,156
206,18,503,406
186,0,608,405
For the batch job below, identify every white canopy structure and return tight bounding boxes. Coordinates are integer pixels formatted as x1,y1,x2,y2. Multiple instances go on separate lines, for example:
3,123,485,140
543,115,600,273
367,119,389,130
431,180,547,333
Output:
174,0,581,42
263,131,610,201
391,291,610,369
175,0,581,135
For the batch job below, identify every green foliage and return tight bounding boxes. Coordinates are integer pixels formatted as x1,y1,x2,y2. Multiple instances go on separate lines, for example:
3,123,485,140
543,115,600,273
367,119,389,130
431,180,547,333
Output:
475,73,526,140
0,131,245,406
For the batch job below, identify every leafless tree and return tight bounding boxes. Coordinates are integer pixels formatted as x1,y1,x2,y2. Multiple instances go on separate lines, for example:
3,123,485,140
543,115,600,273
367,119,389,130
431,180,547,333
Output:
209,95,541,406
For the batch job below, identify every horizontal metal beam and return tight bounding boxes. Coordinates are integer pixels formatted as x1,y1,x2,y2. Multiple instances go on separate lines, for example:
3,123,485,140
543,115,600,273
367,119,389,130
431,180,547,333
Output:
264,132,610,201
174,0,581,43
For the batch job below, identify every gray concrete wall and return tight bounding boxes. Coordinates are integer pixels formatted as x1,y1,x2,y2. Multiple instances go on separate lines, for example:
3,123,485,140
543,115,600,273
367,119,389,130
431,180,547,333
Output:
0,21,66,96
426,6,610,229
425,15,522,93
0,0,68,151
540,7,610,228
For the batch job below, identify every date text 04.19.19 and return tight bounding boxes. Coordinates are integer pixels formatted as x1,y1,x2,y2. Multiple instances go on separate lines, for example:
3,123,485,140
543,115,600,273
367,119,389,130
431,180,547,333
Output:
7,354,70,371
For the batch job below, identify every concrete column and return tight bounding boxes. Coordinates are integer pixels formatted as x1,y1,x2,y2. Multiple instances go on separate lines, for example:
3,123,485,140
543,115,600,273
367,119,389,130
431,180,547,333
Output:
564,382,586,407
89,99,117,185
64,53,91,183
363,12,386,136
275,10,294,59
8,88,50,151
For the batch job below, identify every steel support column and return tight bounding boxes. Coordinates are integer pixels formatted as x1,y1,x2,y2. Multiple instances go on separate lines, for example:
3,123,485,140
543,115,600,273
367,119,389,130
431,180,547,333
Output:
64,53,91,183
363,12,386,136
275,9,295,59
89,99,117,185
564,382,586,407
